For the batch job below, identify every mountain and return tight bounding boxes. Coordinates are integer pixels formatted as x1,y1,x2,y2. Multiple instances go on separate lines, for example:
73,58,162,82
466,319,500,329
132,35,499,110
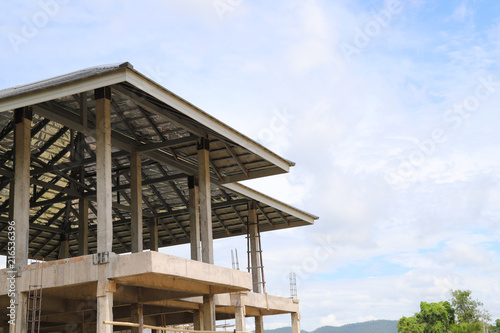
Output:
264,320,398,333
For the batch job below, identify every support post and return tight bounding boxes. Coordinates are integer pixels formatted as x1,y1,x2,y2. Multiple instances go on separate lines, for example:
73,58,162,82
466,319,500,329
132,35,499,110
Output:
130,150,143,253
248,201,262,293
198,138,213,264
131,303,144,333
97,279,115,333
291,313,301,333
188,176,200,261
231,293,247,332
255,315,264,333
193,308,204,331
202,295,215,331
148,217,158,252
8,180,14,222
78,198,89,256
95,87,113,254
13,107,31,272
58,232,70,259
10,291,27,333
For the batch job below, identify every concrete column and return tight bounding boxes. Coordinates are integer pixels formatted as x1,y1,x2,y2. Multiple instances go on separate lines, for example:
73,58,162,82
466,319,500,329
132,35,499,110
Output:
198,138,213,264
96,279,115,333
188,176,200,261
58,232,70,259
95,87,113,254
13,107,31,272
231,293,247,332
78,198,89,256
148,217,158,252
8,180,14,221
10,291,27,333
291,313,301,333
130,150,143,253
255,315,264,333
131,303,144,333
193,308,204,331
248,201,262,293
202,295,215,331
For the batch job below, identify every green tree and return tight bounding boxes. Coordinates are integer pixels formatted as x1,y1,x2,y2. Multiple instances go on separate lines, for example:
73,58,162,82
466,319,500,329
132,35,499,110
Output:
398,315,424,333
397,301,454,333
449,290,484,324
489,319,500,333
449,322,482,333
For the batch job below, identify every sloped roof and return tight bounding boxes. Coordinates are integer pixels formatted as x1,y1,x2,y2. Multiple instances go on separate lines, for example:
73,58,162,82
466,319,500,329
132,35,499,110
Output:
0,62,317,260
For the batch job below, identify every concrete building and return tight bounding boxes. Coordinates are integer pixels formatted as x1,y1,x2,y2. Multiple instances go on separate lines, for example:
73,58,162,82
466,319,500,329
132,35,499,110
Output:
0,63,317,333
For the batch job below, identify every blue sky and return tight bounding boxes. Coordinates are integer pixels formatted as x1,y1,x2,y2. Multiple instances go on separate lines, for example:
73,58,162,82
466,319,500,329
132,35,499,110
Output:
1,0,500,330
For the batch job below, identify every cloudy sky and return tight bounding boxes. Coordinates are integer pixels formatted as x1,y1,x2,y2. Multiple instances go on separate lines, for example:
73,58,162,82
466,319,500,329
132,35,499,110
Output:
1,0,500,330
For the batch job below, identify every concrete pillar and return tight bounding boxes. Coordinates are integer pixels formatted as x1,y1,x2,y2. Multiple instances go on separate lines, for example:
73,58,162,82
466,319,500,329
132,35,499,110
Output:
95,87,113,254
96,279,115,333
248,201,262,293
148,217,158,252
231,293,247,332
198,138,213,264
188,176,200,261
78,198,89,256
202,295,215,331
131,303,144,333
58,232,70,259
291,313,300,333
13,107,31,272
130,150,143,253
10,291,27,333
8,180,14,221
255,315,264,333
193,308,204,331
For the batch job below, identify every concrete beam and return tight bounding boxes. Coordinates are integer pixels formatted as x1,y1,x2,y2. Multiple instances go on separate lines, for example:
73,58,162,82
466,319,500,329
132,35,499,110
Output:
188,176,200,261
13,107,31,271
95,87,113,254
130,150,143,253
198,138,213,264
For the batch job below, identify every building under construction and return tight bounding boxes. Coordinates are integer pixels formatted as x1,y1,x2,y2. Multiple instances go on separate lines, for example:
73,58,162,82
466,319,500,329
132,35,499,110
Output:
0,63,317,333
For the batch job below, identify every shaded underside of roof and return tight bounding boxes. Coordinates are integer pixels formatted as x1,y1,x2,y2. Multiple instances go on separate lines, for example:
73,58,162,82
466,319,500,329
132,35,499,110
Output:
0,63,317,261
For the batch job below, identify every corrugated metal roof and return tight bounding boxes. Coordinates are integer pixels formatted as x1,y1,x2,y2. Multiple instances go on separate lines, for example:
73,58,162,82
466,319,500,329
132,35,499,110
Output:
0,63,317,260
0,62,133,100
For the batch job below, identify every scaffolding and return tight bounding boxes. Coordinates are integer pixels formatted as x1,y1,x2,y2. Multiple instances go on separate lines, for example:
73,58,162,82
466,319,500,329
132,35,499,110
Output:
246,218,266,294
26,260,44,333
231,249,240,270
289,272,297,299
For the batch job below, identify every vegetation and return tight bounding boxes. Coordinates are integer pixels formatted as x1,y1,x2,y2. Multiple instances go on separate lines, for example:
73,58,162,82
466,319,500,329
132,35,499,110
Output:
397,290,498,333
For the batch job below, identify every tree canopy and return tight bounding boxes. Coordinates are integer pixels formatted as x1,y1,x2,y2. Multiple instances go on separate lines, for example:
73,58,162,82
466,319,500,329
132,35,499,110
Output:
397,290,496,333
